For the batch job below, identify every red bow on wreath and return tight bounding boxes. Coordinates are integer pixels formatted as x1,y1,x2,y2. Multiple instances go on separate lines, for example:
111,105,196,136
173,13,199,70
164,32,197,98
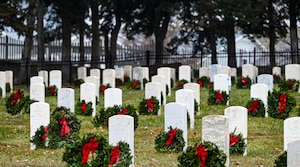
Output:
196,144,208,167
81,138,99,165
101,85,108,94
132,81,139,89
49,85,56,95
146,99,154,113
248,100,259,114
230,133,239,146
81,102,87,113
41,126,49,141
59,117,70,137
119,108,128,115
198,80,203,87
166,129,177,147
177,82,183,89
215,91,224,103
109,146,121,167
278,93,287,115
289,81,294,89
11,91,21,105
241,78,247,85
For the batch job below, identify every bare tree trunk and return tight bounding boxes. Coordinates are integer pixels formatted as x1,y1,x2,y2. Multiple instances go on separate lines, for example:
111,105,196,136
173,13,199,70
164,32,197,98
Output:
225,16,237,67
209,29,218,64
91,2,100,68
109,13,121,68
61,14,72,85
268,0,276,67
37,0,44,66
289,0,299,63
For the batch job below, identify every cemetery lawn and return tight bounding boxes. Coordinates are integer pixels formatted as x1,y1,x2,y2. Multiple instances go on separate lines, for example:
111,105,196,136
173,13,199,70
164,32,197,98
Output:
0,84,299,167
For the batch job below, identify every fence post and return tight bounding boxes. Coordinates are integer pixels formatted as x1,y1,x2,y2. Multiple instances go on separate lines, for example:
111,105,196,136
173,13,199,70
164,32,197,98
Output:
69,59,72,86
26,57,29,87
5,36,8,60
253,48,256,66
146,50,150,66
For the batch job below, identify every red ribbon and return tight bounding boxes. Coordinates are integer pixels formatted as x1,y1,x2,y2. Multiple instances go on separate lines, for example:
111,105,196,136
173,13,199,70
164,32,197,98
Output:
49,85,56,95
215,91,224,103
81,138,99,165
101,85,108,94
177,82,183,89
146,99,154,113
289,81,294,89
41,126,48,141
230,133,239,146
166,129,177,147
195,144,208,167
109,146,121,167
132,81,139,89
119,108,128,115
11,91,21,105
248,100,259,114
198,80,203,87
59,117,70,137
241,78,247,85
209,84,213,89
278,93,287,115
81,102,87,113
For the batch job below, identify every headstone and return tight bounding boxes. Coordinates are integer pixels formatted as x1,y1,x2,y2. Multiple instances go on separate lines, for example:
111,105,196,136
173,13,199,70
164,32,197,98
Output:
284,117,300,151
85,76,100,101
30,76,43,85
38,70,48,87
199,67,210,78
157,67,171,96
202,115,229,167
58,88,75,113
171,68,176,88
287,140,300,166
104,88,122,108
257,74,273,92
30,83,45,102
214,74,230,95
164,102,188,150
49,70,62,89
109,115,134,167
218,66,231,76
285,64,300,81
102,69,115,88
242,64,257,84
145,82,162,115
209,64,221,82
30,102,50,150
115,67,124,81
224,106,248,156
123,65,132,81
183,83,200,115
250,83,268,117
142,67,149,81
5,70,13,93
151,75,167,105
230,68,237,80
133,66,144,90
0,71,6,98
176,89,195,129
179,65,191,82
80,83,96,116
90,68,101,82
77,67,87,81
272,66,281,76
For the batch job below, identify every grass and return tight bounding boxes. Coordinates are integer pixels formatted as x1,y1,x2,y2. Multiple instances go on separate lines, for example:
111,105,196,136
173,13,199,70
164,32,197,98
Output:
0,84,299,167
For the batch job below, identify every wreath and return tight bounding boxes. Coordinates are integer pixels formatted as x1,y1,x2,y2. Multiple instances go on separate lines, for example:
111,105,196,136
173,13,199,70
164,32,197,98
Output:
229,130,246,155
116,78,123,87
138,96,160,115
62,133,111,166
47,107,81,149
278,79,299,92
30,125,49,149
236,76,252,89
124,75,130,83
246,98,265,117
273,75,282,84
176,79,188,89
143,78,148,88
92,104,139,130
177,141,226,167
130,80,141,90
46,85,58,96
268,90,296,119
207,90,229,105
108,141,133,167
6,82,11,93
154,126,185,153
5,89,32,115
196,76,210,88
73,78,84,88
274,151,287,167
100,84,111,94
75,100,93,116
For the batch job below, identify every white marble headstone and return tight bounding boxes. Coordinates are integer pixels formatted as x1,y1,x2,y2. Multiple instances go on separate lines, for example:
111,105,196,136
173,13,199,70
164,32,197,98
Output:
80,83,96,116
123,65,132,81
104,88,122,109
285,64,300,81
242,64,257,84
272,66,281,76
183,83,200,115
58,88,75,113
0,71,6,98
90,68,101,82
115,67,124,81
85,76,99,101
30,83,45,102
284,117,300,151
250,83,268,117
102,69,115,88
179,65,191,83
214,74,230,95
157,67,171,96
5,70,13,93
199,67,209,78
209,64,221,82
38,70,48,87
30,76,43,85
77,67,87,81
257,74,273,92
151,75,167,105
176,89,195,129
287,139,300,166
145,82,162,115
133,67,144,90
49,70,62,89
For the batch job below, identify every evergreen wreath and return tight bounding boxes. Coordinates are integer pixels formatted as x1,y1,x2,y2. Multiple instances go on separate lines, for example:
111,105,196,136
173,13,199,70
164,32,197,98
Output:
100,83,111,94
73,78,84,88
236,76,252,89
273,75,282,84
138,96,160,115
5,82,11,93
176,79,188,89
130,80,141,90
143,78,148,88
154,126,185,153
246,98,265,117
30,125,49,149
108,141,133,167
5,89,32,115
115,78,123,87
62,133,111,166
207,90,229,105
75,99,93,116
278,79,299,92
46,85,58,96
47,107,81,149
229,130,246,155
92,104,139,130
274,151,287,167
268,90,296,119
196,76,210,88
177,141,226,167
